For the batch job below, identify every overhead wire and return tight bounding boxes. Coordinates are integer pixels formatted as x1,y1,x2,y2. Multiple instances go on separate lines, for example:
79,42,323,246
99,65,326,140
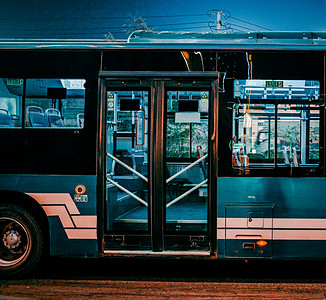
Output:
0,11,271,37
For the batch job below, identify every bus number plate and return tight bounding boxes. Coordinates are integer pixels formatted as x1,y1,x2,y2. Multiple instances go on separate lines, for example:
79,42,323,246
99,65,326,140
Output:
74,194,88,202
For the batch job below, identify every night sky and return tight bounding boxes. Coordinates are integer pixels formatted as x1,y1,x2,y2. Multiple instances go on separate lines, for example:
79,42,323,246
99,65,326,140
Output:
0,0,324,40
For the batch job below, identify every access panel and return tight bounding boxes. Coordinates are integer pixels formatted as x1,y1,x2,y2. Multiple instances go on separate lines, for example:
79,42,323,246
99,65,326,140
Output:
224,204,273,258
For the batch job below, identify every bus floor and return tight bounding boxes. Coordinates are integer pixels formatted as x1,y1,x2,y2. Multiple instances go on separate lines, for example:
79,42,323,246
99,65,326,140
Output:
112,201,208,232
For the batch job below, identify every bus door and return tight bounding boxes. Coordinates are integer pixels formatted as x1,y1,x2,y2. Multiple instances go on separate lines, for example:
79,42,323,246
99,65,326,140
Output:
100,72,219,256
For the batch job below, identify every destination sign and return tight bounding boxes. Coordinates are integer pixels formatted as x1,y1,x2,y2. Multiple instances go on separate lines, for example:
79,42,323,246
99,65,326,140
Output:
7,78,24,85
233,79,320,100
266,80,283,88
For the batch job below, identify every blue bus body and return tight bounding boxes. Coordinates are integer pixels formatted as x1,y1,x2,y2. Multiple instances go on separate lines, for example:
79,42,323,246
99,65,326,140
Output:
0,31,325,276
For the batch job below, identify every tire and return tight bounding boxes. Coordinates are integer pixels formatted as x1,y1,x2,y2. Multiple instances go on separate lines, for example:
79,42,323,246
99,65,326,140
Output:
0,204,43,278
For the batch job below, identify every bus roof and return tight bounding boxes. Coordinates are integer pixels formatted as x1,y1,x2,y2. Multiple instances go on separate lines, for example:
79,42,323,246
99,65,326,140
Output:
0,31,325,50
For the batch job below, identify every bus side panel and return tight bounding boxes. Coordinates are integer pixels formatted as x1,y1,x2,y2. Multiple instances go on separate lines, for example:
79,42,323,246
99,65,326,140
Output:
217,177,326,259
0,174,98,257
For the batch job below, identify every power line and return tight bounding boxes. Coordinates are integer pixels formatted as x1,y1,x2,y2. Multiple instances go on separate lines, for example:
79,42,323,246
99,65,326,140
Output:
0,13,208,22
0,9,272,37
229,16,272,31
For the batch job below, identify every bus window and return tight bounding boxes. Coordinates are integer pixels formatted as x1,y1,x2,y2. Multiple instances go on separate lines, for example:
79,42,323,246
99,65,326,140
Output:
166,91,208,159
232,103,321,170
25,79,86,128
277,104,320,167
232,104,275,168
0,78,23,128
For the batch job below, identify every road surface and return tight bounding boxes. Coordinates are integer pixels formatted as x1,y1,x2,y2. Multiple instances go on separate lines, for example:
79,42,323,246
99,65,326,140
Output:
0,258,326,299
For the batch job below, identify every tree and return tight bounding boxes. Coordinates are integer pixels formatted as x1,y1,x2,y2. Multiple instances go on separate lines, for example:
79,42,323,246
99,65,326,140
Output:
124,16,151,34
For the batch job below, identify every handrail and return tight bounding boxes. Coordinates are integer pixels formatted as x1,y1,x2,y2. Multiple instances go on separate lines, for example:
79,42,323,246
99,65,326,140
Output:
107,152,148,182
107,177,148,207
166,179,208,208
166,154,208,183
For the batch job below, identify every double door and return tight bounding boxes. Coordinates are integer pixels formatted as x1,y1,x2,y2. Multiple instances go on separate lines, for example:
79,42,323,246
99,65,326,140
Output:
101,72,219,256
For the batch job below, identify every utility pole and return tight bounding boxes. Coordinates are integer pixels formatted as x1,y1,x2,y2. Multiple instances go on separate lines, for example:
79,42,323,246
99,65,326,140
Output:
216,10,222,32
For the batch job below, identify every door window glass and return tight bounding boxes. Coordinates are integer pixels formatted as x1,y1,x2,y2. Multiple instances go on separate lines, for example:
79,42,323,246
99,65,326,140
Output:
165,90,209,233
106,90,149,232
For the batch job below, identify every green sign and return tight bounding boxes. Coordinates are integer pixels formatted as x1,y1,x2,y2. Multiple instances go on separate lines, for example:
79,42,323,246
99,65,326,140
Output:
7,78,24,85
266,80,283,88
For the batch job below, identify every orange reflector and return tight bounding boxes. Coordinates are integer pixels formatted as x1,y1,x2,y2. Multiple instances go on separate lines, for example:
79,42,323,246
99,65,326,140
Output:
75,185,86,195
257,240,267,247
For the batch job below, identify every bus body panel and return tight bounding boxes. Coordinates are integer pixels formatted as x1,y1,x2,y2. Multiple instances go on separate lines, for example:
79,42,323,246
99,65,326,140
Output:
0,174,98,256
217,177,326,259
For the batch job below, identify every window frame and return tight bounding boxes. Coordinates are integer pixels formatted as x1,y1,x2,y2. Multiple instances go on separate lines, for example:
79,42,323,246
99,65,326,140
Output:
165,88,210,162
22,78,86,130
231,99,324,177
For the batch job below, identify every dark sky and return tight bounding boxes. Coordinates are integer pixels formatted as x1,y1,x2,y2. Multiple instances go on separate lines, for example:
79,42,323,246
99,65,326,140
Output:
0,0,325,40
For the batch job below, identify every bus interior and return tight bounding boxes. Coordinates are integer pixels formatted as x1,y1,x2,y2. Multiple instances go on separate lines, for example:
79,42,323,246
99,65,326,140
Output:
231,79,321,174
0,78,86,129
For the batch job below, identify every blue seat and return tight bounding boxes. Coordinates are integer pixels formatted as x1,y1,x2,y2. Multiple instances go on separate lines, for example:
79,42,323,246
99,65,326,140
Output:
46,108,64,127
27,106,49,128
77,113,84,128
0,109,13,128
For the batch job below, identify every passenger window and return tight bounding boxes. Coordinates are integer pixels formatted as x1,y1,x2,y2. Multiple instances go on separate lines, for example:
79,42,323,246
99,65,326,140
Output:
232,103,321,169
233,79,321,173
25,79,86,128
277,104,320,167
0,78,23,128
232,104,275,168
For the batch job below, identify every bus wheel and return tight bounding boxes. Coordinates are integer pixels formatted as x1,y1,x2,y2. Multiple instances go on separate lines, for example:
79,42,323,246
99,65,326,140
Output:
0,204,43,277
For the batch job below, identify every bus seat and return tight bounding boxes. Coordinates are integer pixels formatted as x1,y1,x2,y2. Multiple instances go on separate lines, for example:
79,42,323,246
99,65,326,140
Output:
46,108,64,127
77,113,84,127
0,109,13,127
27,106,49,128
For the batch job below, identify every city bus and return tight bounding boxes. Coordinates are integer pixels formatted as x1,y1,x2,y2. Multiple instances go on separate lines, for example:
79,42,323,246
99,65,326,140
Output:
0,31,325,276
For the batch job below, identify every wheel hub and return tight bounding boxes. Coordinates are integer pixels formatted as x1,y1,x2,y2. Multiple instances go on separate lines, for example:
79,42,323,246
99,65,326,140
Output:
2,229,22,250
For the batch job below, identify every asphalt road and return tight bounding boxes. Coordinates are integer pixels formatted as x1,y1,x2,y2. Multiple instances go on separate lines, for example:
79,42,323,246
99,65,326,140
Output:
1,258,326,299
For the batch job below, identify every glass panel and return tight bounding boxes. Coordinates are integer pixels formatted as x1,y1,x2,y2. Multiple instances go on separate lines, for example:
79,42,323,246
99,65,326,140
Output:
106,90,149,232
166,120,190,158
25,79,85,128
165,90,209,233
277,104,320,167
0,78,23,128
309,119,319,161
233,104,275,168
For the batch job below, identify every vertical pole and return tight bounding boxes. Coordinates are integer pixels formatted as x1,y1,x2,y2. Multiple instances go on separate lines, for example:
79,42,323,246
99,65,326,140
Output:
96,77,106,254
209,76,219,257
150,80,165,252
216,11,222,32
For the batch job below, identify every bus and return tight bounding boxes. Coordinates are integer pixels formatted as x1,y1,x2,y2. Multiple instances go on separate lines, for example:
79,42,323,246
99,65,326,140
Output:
0,31,325,276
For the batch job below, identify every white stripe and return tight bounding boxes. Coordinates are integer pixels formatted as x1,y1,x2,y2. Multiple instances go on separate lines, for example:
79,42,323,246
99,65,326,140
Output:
225,229,272,240
274,230,326,241
218,218,326,229
217,217,326,241
274,218,326,229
